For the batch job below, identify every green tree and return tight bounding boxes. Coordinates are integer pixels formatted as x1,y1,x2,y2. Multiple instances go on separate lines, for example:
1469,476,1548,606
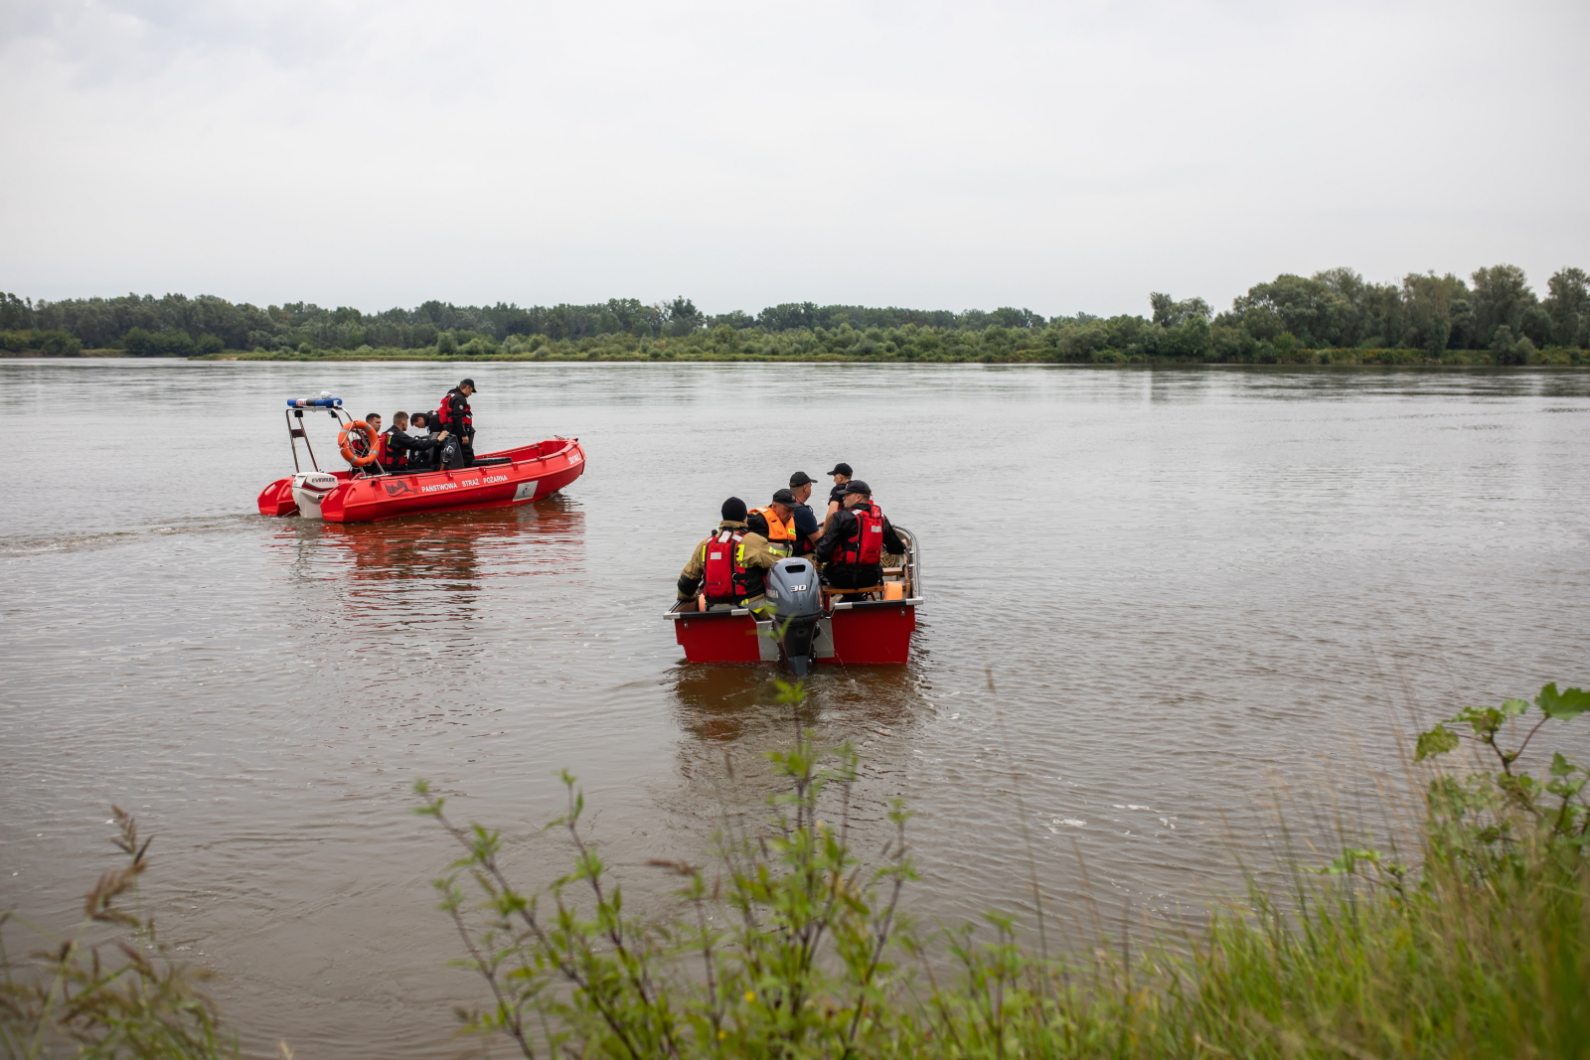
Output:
123,327,158,356
0,292,32,330
1400,272,1467,355
1543,267,1590,347
1470,264,1536,348
1149,292,1212,328
666,296,704,337
1313,267,1372,347
1230,274,1341,347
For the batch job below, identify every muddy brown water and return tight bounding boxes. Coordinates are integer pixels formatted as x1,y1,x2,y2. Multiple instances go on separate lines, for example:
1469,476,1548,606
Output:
3,360,1589,1055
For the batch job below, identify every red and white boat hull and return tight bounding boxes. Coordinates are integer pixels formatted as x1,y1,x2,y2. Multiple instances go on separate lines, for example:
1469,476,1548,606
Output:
666,527,921,668
257,437,585,523
667,600,919,667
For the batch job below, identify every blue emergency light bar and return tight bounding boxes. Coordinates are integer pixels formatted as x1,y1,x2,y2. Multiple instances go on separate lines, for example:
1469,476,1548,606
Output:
286,396,343,408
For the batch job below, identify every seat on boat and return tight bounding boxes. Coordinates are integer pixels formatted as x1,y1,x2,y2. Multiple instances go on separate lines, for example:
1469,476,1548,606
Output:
823,584,883,596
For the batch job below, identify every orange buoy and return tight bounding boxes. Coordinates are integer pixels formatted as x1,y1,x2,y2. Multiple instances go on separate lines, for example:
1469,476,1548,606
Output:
338,421,379,466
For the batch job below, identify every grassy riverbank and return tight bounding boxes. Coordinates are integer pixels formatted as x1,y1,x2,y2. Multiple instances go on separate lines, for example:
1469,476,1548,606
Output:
5,682,1587,1056
9,342,1590,365
196,339,1590,366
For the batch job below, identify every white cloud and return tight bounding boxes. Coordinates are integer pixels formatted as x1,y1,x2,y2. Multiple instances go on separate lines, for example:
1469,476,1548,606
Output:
2,0,1586,316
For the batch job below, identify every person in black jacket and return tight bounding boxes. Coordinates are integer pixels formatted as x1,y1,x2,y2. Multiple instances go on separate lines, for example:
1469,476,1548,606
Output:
821,461,853,533
397,412,449,473
814,480,904,600
378,411,414,473
435,378,476,467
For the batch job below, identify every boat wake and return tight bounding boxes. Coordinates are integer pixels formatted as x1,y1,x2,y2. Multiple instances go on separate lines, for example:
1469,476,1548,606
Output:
0,516,255,557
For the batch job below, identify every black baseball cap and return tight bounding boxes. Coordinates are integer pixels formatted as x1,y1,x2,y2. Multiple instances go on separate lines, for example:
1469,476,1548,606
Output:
721,496,748,521
460,377,477,390
788,470,815,487
842,480,872,496
826,462,853,476
771,488,797,506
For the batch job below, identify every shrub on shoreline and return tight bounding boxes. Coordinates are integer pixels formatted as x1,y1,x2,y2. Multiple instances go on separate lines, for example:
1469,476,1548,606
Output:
5,682,1585,1056
417,681,1590,1058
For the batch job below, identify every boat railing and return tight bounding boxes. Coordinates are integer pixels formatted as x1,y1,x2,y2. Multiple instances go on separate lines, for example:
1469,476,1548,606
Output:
281,396,356,474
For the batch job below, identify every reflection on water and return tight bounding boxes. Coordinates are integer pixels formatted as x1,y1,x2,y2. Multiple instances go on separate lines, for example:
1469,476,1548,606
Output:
667,661,929,816
668,664,805,743
265,497,586,637
668,659,928,744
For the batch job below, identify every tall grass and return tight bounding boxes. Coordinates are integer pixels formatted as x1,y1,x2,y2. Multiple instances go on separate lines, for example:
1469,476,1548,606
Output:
5,683,1583,1056
419,681,1590,1058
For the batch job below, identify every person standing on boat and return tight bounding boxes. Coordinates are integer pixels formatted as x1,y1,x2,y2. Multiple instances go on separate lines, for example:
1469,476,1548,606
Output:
676,497,779,612
750,489,800,558
815,481,904,601
787,471,821,557
435,378,476,467
821,462,853,532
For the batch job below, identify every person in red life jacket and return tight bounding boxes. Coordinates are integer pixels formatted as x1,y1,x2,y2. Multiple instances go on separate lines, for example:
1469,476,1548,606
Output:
434,378,476,468
384,411,450,474
814,480,904,601
378,411,409,473
676,497,780,612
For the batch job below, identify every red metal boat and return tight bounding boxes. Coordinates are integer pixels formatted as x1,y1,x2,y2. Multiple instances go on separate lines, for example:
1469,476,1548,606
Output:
665,528,921,668
256,395,584,523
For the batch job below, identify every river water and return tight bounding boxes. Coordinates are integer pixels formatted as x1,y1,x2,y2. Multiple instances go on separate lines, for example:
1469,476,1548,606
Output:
3,360,1588,1055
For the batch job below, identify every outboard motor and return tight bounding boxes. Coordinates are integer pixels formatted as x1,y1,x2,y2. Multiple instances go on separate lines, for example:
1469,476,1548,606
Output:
764,558,824,676
290,471,339,520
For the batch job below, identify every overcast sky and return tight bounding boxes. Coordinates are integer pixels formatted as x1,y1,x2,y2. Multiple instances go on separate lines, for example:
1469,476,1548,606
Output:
2,0,1586,318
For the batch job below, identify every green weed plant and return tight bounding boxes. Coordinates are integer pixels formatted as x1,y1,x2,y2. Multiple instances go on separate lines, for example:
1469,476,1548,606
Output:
0,808,237,1058
420,681,1590,1058
6,682,1585,1056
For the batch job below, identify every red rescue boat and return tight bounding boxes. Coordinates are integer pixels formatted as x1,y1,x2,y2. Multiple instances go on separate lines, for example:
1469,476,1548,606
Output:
664,528,921,669
256,395,584,523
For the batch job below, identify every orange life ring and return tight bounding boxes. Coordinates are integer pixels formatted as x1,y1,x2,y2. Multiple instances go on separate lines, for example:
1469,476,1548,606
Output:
338,421,379,466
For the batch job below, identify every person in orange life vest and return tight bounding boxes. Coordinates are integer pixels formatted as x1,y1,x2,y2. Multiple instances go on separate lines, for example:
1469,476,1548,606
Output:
676,497,779,611
821,461,853,533
787,471,821,557
751,489,800,558
435,378,476,467
814,480,904,599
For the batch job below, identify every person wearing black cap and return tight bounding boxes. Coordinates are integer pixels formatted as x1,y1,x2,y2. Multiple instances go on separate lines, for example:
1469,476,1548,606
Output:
814,480,905,601
390,411,449,473
822,462,854,532
787,471,821,557
435,378,477,468
750,488,800,558
676,497,780,612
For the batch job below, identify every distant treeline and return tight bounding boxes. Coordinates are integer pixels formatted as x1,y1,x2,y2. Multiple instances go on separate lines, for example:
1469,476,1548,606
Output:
3,264,1589,365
